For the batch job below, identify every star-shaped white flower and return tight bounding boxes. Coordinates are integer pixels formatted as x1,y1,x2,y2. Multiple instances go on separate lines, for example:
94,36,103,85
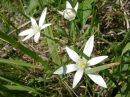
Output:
54,35,108,88
19,7,51,43
58,1,79,21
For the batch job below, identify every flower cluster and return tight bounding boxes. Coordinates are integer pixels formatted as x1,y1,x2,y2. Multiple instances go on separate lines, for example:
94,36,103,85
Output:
19,1,78,43
18,1,108,89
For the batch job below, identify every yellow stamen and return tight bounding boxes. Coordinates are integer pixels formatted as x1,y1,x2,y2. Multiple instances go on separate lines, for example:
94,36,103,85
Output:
77,59,86,69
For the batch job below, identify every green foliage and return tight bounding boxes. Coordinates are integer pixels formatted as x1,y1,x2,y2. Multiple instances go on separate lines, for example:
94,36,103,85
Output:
79,0,95,25
122,42,130,55
25,0,40,16
0,58,42,69
45,27,61,65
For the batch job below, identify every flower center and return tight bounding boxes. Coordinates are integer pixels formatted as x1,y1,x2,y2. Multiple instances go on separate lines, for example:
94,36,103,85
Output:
32,25,40,33
77,59,86,69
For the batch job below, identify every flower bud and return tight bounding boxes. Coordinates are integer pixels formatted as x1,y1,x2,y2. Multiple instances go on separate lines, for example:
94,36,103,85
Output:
63,9,76,21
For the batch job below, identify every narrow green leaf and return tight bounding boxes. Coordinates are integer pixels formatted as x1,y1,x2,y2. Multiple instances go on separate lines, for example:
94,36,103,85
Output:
79,0,94,25
44,27,61,65
3,85,39,94
0,76,15,84
115,94,122,97
0,13,17,30
85,62,120,74
0,58,41,69
122,42,130,55
0,76,39,94
25,0,39,15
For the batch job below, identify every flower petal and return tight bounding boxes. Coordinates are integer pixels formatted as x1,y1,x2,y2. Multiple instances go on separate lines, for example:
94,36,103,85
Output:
39,7,47,27
31,17,38,27
22,32,34,41
88,73,107,88
66,1,72,9
58,10,63,15
73,69,83,88
66,47,80,62
74,2,79,12
40,23,51,30
53,64,77,74
34,32,40,43
19,29,33,36
83,35,94,57
87,56,108,66
63,9,76,21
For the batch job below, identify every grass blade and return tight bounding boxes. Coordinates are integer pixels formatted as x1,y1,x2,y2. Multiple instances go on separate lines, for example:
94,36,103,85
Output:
0,76,40,94
85,62,120,74
0,58,42,69
44,26,61,65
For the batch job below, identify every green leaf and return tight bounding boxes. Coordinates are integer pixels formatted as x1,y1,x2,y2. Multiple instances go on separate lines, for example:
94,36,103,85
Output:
85,62,120,74
79,0,94,25
0,13,17,31
115,94,122,97
122,42,130,55
0,58,41,69
44,27,61,65
3,85,39,94
0,76,40,94
25,0,39,15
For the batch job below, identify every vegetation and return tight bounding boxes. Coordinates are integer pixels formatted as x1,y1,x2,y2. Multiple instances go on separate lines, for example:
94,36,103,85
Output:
0,0,130,97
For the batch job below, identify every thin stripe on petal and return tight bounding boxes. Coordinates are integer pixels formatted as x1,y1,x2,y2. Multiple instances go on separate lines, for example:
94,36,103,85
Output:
40,23,51,30
88,73,107,88
87,56,108,66
66,1,72,9
19,29,33,36
34,32,40,43
39,7,47,27
73,69,84,88
83,35,94,57
54,64,77,74
66,47,80,62
74,2,79,12
58,10,64,16
22,32,34,41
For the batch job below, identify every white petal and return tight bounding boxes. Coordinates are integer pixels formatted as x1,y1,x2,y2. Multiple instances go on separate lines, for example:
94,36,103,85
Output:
22,32,34,41
66,47,80,62
63,9,76,21
74,2,79,12
58,10,63,15
73,69,83,88
88,73,107,88
66,1,72,9
40,23,51,30
54,64,77,74
19,29,33,36
83,35,94,57
87,56,108,66
34,32,40,43
31,17,38,27
39,7,47,27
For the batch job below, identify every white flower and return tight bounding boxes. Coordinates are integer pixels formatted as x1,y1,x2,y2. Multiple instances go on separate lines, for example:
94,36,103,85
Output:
58,1,79,21
54,35,108,88
19,7,51,43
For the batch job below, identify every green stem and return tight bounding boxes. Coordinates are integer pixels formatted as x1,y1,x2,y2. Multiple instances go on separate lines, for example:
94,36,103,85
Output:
70,21,76,45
